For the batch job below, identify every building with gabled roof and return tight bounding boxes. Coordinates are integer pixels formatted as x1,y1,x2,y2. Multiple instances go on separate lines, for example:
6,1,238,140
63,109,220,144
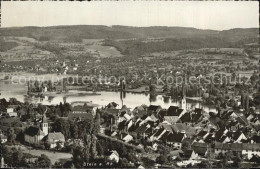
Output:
0,134,7,143
166,132,186,149
107,150,119,163
24,126,45,145
214,143,260,159
43,132,65,148
147,105,162,115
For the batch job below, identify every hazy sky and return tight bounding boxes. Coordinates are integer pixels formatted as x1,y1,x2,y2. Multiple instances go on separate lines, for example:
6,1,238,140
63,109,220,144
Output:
1,1,259,30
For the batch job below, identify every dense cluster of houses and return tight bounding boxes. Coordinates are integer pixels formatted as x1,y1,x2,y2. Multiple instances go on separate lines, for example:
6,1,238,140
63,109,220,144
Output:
100,96,260,164
1,94,260,167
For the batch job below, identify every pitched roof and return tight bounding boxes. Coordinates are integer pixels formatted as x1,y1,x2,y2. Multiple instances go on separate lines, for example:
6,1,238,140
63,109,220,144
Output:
107,150,119,157
226,131,245,141
160,124,174,133
180,150,194,159
203,134,214,143
164,116,179,124
68,111,93,120
0,134,7,140
214,143,259,151
154,128,165,137
159,131,170,142
167,106,184,116
104,108,121,115
194,108,203,114
25,126,44,137
147,105,161,112
250,135,260,143
197,130,208,138
150,114,158,121
167,132,185,143
44,132,65,143
172,123,189,133
158,109,167,121
135,124,149,134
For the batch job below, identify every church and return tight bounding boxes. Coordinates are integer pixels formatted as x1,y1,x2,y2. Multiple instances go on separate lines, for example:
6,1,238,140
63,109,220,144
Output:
24,113,65,148
24,114,49,145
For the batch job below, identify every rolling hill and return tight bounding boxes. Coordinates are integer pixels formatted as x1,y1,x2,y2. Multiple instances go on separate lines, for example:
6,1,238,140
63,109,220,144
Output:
0,25,258,42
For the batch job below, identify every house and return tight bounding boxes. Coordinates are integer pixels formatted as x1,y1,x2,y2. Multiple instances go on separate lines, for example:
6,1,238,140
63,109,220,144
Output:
106,102,119,109
136,164,145,169
149,128,167,141
215,143,260,159
226,131,247,143
68,106,94,121
242,144,260,159
166,132,186,149
172,123,191,134
107,150,119,163
164,106,185,124
191,142,208,156
0,134,7,143
197,130,209,140
147,105,162,115
159,123,174,133
214,130,231,143
134,123,153,138
6,105,18,117
122,134,133,143
157,109,167,122
180,150,198,160
179,109,203,124
249,135,260,144
43,132,65,149
104,108,121,124
152,142,159,151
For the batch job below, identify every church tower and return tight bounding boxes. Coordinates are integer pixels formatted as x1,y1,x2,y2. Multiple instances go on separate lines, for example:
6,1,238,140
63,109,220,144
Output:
41,109,48,136
180,83,187,112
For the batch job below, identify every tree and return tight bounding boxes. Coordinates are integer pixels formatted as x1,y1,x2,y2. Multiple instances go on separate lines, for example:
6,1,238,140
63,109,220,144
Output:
118,158,129,168
12,149,23,167
181,141,191,151
35,154,51,168
90,134,97,159
93,112,100,134
52,118,70,139
72,146,84,168
96,140,104,156
141,157,154,168
156,154,167,164
7,128,16,144
63,103,72,117
232,152,242,168
37,104,45,115
249,155,260,166
70,121,78,139
197,160,212,168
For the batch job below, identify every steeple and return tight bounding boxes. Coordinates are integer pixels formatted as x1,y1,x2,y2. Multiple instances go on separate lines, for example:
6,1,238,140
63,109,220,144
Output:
41,108,48,136
181,82,187,112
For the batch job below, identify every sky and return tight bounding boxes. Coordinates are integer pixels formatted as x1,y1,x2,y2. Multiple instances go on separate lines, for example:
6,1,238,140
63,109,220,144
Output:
1,1,259,30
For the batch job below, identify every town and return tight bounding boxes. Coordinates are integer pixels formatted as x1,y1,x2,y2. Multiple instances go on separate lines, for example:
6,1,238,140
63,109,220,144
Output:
0,76,260,168
0,2,260,168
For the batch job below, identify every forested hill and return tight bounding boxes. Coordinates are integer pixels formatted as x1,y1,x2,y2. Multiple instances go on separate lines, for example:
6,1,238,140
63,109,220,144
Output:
0,25,258,43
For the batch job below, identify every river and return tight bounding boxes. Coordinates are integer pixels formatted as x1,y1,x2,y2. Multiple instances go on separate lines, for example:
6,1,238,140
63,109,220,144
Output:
0,81,216,113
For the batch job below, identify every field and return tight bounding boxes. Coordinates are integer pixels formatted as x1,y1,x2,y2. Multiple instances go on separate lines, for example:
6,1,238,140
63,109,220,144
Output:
0,37,55,61
84,44,123,58
7,145,72,165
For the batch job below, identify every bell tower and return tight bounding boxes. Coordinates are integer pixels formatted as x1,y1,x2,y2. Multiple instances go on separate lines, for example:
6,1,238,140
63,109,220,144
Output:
181,83,187,112
41,109,48,136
